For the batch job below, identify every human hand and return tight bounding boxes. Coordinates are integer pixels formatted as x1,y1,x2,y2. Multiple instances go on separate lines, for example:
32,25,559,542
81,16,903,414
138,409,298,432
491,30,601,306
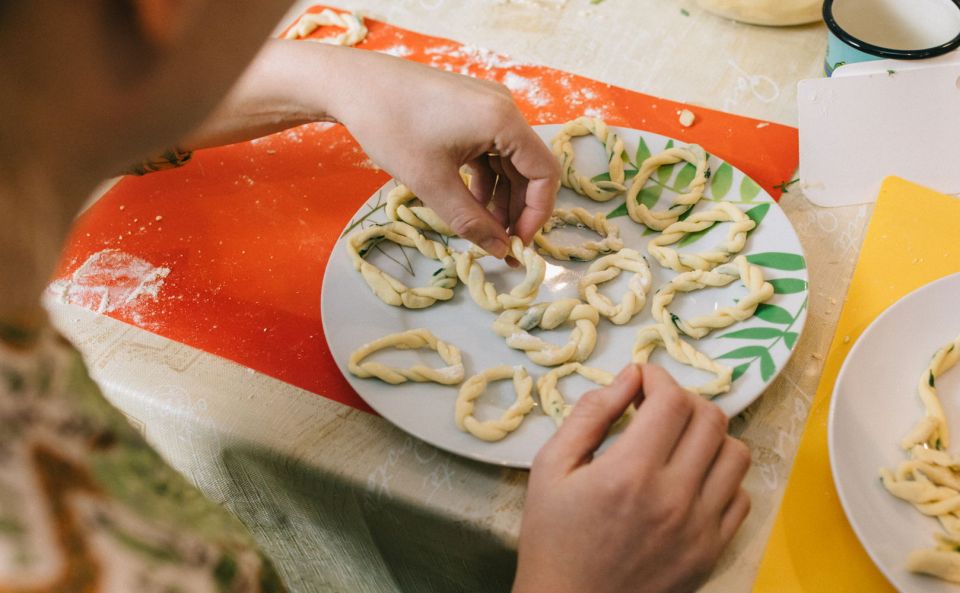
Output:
513,364,751,593
323,47,559,258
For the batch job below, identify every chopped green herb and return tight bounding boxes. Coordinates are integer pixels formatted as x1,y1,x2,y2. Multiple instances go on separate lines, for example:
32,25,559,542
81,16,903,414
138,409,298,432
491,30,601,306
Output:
773,178,800,192
887,69,896,76
670,313,681,329
937,438,944,450
930,371,936,388
590,0,604,4
680,8,690,16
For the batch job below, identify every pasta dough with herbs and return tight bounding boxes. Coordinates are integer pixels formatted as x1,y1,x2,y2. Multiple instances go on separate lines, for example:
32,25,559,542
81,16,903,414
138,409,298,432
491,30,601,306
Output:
455,365,535,441
454,236,546,312
533,207,624,262
880,334,960,583
348,328,464,385
551,117,628,202
625,144,709,231
651,255,774,339
347,221,457,309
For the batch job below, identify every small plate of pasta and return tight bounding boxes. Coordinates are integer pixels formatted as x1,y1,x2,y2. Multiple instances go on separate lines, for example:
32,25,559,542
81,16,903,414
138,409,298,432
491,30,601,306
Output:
831,272,960,591
322,121,808,467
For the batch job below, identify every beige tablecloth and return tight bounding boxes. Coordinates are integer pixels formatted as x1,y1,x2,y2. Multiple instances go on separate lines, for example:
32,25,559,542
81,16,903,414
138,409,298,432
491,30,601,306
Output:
48,2,871,591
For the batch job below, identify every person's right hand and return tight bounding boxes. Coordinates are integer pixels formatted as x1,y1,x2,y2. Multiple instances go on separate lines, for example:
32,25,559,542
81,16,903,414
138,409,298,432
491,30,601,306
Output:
512,364,751,593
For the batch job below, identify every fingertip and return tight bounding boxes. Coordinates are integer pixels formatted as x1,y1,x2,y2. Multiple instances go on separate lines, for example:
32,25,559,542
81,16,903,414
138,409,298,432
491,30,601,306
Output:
481,236,509,259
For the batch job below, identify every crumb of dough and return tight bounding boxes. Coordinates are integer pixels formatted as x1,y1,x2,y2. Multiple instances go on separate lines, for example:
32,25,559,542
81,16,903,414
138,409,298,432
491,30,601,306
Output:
843,335,851,344
678,109,696,128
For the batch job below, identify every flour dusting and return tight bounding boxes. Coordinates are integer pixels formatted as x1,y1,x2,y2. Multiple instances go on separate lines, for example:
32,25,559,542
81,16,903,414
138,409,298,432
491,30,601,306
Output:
47,249,170,314
379,44,413,57
425,44,526,71
502,72,550,107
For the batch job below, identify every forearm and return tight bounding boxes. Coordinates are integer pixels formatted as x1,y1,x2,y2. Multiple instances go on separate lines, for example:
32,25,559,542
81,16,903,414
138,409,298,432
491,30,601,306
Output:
181,39,347,150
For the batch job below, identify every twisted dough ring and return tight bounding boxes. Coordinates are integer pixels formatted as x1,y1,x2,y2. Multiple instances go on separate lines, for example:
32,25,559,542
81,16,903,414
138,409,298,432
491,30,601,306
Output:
537,362,623,426
551,117,628,202
454,237,546,312
347,221,457,309
647,202,756,272
651,255,773,340
385,184,456,237
901,335,960,451
533,207,624,262
879,336,960,583
348,328,464,385
578,248,652,325
625,144,709,230
493,299,600,366
632,324,733,397
284,9,367,46
455,365,535,441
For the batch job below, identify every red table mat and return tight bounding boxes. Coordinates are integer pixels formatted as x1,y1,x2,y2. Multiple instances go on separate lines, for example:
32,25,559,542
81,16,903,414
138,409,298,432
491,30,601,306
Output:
53,6,799,414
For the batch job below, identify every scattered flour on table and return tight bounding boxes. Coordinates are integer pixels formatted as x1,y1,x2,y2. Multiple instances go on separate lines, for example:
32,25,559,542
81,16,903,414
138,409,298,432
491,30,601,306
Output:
502,72,550,107
425,44,526,71
583,105,610,119
379,45,413,57
46,249,170,315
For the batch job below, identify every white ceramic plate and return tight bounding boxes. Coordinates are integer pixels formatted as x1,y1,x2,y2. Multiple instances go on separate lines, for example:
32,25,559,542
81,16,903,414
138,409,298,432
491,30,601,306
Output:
322,124,808,468
830,272,960,593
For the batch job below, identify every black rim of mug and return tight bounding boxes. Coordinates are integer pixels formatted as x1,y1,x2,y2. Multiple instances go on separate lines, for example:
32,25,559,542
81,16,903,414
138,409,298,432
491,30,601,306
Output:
823,0,960,60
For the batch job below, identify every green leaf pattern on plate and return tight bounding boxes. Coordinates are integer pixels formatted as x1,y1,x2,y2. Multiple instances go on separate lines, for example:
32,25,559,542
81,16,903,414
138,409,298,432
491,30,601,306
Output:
711,162,733,199
635,137,652,167
746,251,806,271
740,176,762,202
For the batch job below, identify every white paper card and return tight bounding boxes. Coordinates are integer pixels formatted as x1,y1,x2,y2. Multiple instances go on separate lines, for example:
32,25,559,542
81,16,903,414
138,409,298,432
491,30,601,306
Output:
798,61,960,207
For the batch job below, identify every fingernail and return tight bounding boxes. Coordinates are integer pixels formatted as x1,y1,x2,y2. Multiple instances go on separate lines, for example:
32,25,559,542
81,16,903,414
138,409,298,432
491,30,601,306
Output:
481,238,509,259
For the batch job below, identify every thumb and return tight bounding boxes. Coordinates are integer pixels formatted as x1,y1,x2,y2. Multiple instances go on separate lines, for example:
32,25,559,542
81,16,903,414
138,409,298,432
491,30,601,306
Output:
415,170,510,258
534,364,643,476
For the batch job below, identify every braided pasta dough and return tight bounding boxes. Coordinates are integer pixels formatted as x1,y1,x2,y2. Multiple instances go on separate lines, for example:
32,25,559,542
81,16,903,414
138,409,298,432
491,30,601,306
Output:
578,248,652,325
647,202,756,272
347,221,457,309
533,207,624,262
455,365,535,441
385,184,456,237
651,255,773,339
349,328,464,385
632,324,733,396
625,144,709,230
284,9,367,46
551,117,628,202
454,237,546,312
537,362,615,425
902,336,960,450
493,299,600,367
880,335,960,582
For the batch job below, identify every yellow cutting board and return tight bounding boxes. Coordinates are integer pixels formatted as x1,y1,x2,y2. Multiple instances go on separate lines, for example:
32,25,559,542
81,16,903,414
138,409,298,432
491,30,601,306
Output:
754,176,960,591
